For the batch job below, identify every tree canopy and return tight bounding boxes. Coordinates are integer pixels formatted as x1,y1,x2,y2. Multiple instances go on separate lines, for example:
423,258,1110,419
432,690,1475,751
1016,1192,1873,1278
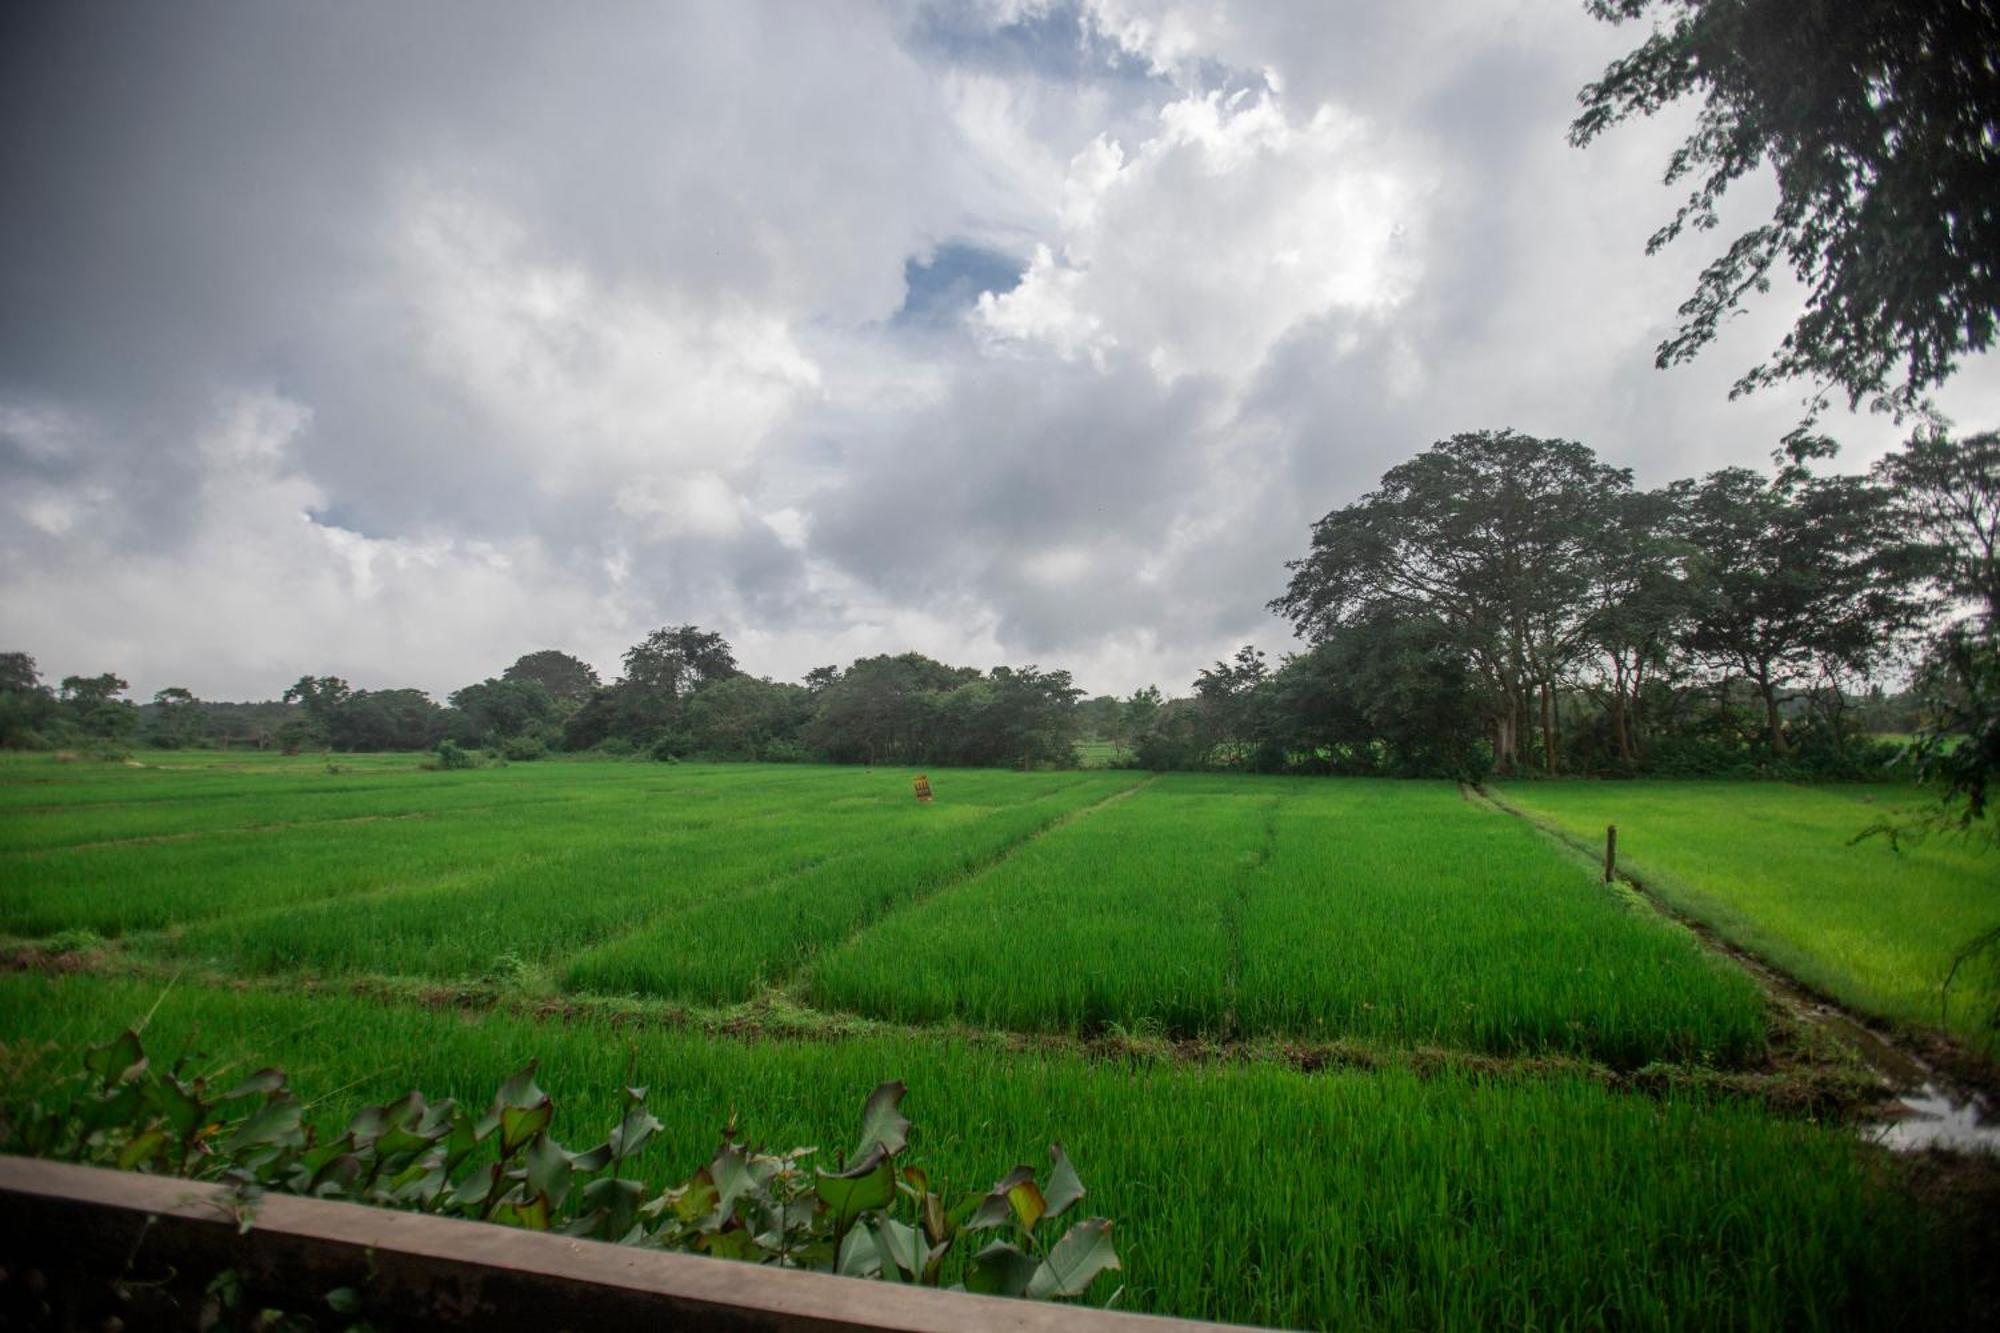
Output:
1572,0,2000,418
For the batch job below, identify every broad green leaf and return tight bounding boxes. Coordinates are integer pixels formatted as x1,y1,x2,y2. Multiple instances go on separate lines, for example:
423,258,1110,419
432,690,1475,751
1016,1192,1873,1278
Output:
1041,1143,1086,1221
869,1217,922,1282
701,1227,766,1262
581,1175,645,1241
498,1097,552,1157
1007,1178,1046,1235
849,1081,909,1162
710,1141,777,1217
226,1098,303,1154
144,1078,205,1139
1025,1218,1119,1300
219,1070,285,1100
84,1029,145,1087
964,1166,1034,1232
671,1170,720,1226
116,1126,171,1171
525,1132,574,1208
446,1162,498,1210
494,1064,543,1110
609,1107,662,1163
965,1239,1037,1297
816,1144,892,1237
492,1190,553,1231
836,1225,882,1278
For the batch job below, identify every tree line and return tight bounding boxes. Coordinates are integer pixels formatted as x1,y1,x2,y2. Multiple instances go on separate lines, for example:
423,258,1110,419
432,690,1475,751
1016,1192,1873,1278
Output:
0,632,1084,772
2,423,1991,806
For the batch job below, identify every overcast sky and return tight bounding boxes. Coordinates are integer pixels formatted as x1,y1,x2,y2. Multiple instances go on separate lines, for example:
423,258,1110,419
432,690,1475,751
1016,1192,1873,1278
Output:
4,0,1996,702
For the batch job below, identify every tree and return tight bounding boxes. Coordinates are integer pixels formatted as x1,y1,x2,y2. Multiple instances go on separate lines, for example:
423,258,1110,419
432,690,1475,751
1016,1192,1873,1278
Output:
1876,427,2000,621
1875,426,2000,824
682,676,813,760
449,677,555,747
147,687,204,749
60,673,138,741
622,626,739,698
282,675,352,747
334,688,447,752
1121,686,1162,748
1675,444,1923,757
0,653,59,749
1271,430,1632,774
1572,0,2000,418
805,653,978,765
1580,488,1694,769
1271,612,1490,779
1192,647,1280,770
501,650,601,706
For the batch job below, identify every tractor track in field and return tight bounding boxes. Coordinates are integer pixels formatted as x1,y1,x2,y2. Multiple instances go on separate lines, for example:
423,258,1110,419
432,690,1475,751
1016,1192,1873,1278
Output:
1469,782,2000,1149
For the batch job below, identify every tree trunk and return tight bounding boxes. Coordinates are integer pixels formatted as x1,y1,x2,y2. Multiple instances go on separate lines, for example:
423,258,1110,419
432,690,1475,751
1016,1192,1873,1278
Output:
1540,681,1557,773
1610,687,1634,769
1760,679,1787,756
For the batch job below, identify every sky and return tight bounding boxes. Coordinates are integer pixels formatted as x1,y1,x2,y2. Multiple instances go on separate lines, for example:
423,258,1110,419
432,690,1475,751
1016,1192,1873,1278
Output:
3,0,1997,703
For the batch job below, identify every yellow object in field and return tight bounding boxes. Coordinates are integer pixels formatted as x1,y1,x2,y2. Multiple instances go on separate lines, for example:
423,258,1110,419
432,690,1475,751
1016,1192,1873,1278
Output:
912,773,933,802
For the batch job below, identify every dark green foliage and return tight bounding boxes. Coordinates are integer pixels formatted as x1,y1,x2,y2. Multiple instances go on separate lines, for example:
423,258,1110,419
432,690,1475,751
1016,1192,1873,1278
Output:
1573,0,2000,418
501,649,601,705
59,672,139,742
144,686,204,749
449,676,555,748
433,739,475,770
0,1029,1119,1304
0,651,60,749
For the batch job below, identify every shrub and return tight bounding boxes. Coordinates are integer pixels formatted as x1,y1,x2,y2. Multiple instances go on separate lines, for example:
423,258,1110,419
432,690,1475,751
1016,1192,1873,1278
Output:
0,1029,1123,1304
433,739,475,770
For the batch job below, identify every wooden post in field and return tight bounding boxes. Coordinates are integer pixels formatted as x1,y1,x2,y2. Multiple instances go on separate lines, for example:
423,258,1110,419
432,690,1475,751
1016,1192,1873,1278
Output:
912,773,933,803
1603,824,1617,883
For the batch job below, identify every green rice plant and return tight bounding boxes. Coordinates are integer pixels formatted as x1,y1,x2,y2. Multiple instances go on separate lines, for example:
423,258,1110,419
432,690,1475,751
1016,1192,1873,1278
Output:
562,773,1139,1003
1496,780,2000,1051
160,774,1043,979
809,778,1764,1065
804,776,1264,1034
1233,782,1768,1066
0,974,1973,1332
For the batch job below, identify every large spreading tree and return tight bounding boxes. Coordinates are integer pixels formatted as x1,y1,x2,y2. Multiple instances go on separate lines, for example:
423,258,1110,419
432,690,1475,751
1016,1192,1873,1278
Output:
1572,0,2000,419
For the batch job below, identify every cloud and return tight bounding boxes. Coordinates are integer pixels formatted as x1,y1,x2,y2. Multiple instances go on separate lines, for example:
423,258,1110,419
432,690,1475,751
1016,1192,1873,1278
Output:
1,0,1994,702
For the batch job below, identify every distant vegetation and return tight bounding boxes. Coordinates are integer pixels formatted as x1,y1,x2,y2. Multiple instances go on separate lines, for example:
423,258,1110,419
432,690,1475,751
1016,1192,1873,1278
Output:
3,425,1990,816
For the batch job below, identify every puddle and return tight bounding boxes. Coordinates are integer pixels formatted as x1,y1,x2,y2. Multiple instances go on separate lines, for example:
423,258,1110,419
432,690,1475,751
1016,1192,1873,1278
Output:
1868,1084,2000,1156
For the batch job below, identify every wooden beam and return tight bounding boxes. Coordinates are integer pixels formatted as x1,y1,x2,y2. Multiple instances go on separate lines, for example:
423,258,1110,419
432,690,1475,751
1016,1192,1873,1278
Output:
0,1156,1256,1332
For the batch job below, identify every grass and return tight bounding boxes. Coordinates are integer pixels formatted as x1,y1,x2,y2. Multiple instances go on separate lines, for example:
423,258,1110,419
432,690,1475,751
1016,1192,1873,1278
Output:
1,753,1991,1329
0,972,1971,1333
806,778,1765,1065
1493,780,2000,1051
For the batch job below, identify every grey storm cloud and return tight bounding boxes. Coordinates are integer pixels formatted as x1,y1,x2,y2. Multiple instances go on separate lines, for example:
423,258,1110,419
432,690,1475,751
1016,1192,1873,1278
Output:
2,0,1996,702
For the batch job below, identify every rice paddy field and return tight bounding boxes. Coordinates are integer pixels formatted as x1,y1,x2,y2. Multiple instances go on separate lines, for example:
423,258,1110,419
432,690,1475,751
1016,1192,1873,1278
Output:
1,753,1993,1329
1494,780,2000,1053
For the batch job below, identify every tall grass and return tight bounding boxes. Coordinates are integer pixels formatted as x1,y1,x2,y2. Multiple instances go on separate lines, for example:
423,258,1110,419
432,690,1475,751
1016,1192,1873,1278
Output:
0,973,1969,1332
805,776,1265,1033
561,772,1138,1003
1235,783,1767,1066
809,779,1766,1065
1497,780,2000,1051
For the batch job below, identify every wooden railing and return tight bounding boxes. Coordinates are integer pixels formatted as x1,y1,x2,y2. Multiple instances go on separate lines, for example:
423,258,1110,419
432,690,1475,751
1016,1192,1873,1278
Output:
0,1156,1259,1332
